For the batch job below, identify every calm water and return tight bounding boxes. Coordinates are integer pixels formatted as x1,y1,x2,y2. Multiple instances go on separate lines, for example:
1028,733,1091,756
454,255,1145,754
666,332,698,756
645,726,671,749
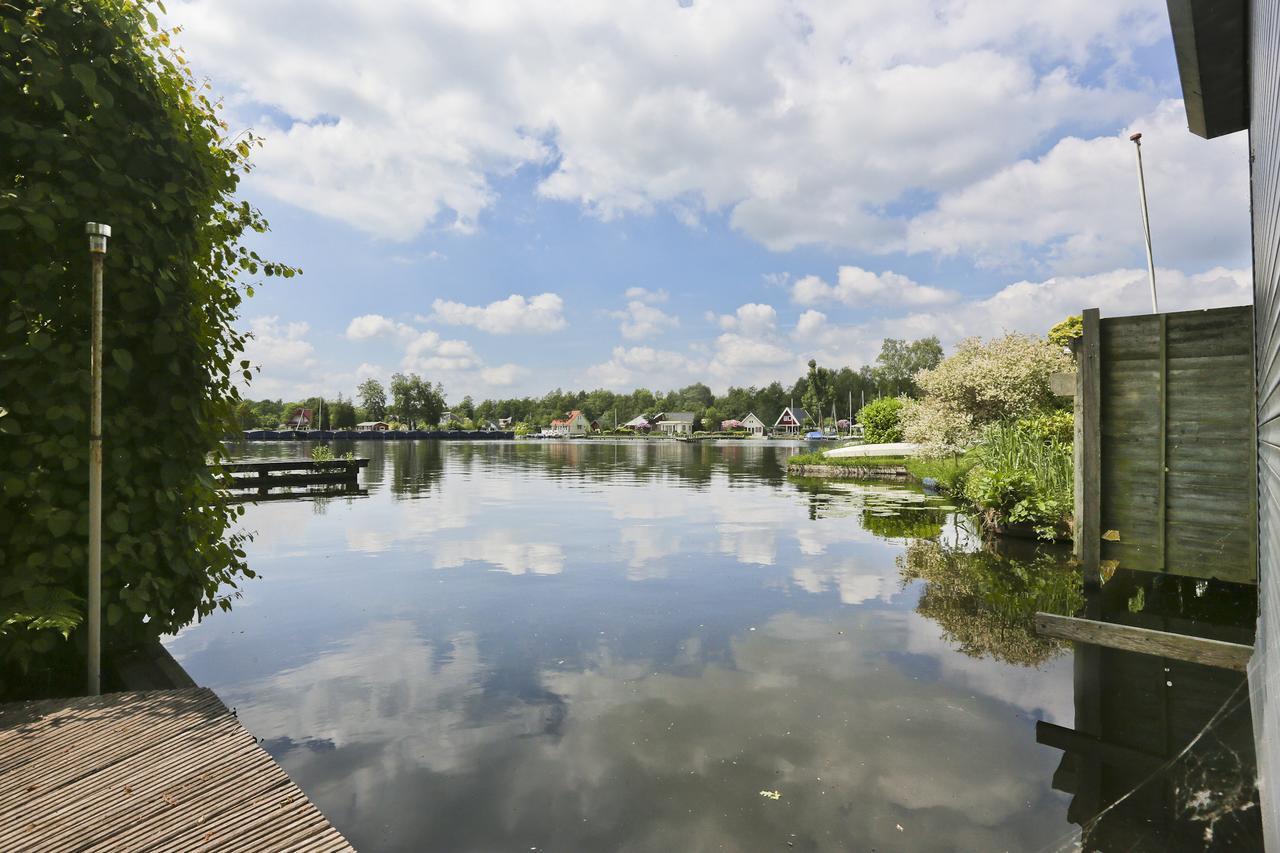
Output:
168,440,1259,851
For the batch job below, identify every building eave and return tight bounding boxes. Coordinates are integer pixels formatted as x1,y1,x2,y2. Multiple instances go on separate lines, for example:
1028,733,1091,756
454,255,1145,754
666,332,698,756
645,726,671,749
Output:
1166,0,1250,138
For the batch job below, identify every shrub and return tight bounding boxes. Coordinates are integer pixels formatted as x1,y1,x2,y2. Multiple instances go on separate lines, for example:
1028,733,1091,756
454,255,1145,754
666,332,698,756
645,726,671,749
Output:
963,423,1073,540
1015,411,1073,444
905,454,976,494
1048,315,1083,350
901,333,1073,453
1,2,295,689
857,397,905,443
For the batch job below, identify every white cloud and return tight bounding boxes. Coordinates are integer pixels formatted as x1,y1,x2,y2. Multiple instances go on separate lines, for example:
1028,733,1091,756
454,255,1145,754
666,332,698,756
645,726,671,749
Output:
610,300,679,340
345,313,416,340
586,346,703,389
716,303,778,336
792,266,958,307
169,0,1180,256
906,100,1250,273
429,293,567,334
624,287,669,304
239,315,318,398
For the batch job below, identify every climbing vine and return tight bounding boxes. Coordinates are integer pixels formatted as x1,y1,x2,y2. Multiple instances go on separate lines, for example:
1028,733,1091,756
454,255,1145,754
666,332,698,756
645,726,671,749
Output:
0,0,296,693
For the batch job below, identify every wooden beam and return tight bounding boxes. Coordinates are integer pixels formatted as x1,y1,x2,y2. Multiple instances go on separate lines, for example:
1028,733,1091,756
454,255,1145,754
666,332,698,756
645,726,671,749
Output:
1035,720,1163,770
1076,308,1102,585
1035,612,1253,671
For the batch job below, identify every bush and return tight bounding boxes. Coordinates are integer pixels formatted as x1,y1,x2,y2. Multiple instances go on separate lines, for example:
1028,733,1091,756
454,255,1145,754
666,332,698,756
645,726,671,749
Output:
963,422,1073,540
1015,411,1073,444
857,397,905,443
1,2,295,689
1048,315,1083,350
901,333,1073,454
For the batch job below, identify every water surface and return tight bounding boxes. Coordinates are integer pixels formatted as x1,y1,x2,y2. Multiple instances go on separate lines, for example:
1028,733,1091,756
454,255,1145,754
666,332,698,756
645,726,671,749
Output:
168,440,1258,851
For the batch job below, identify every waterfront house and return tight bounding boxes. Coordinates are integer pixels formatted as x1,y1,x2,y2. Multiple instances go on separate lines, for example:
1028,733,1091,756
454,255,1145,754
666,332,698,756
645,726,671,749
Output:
656,412,697,435
624,415,651,432
356,421,389,431
741,412,767,437
549,410,590,436
498,416,514,428
285,407,312,429
773,406,807,435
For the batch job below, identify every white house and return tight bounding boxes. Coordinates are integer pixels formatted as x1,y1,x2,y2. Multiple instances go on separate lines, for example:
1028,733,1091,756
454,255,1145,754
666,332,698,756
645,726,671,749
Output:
773,406,808,435
549,410,590,436
741,412,767,437
656,412,696,435
356,421,389,431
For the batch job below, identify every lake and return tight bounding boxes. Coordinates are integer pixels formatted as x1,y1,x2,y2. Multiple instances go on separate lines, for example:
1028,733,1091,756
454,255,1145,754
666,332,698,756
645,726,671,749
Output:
168,439,1261,851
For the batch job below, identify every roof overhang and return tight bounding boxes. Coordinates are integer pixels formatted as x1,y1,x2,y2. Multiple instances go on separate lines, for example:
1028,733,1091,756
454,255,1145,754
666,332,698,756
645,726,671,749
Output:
1166,0,1250,138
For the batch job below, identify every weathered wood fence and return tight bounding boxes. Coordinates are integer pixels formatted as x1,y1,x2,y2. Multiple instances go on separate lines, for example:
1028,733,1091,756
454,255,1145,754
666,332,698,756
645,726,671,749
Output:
1075,305,1257,585
219,459,369,500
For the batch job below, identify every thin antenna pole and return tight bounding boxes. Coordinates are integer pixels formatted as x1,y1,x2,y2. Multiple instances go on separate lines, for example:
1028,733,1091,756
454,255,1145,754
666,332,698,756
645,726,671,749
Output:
85,222,111,695
1130,132,1159,313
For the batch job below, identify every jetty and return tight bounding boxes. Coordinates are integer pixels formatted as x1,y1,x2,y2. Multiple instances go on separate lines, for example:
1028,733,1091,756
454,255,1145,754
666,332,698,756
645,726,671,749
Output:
220,459,369,501
0,688,353,851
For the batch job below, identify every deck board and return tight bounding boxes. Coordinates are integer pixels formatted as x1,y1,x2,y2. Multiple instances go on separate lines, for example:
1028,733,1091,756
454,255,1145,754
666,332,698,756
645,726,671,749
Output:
0,688,353,852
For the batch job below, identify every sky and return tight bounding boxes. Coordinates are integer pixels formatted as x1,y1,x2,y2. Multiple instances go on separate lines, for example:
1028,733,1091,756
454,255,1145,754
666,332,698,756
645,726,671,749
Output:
165,0,1254,405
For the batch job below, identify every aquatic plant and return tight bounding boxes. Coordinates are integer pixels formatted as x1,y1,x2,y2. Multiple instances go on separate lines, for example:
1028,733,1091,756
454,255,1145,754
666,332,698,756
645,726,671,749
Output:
963,422,1073,540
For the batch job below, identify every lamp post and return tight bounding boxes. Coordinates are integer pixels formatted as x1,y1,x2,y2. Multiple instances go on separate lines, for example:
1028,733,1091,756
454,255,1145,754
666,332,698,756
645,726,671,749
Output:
86,222,110,695
1130,132,1159,314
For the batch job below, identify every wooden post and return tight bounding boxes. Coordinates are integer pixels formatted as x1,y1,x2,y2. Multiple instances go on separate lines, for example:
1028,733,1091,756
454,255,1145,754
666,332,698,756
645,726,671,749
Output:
1076,308,1102,586
1158,313,1168,574
257,463,269,496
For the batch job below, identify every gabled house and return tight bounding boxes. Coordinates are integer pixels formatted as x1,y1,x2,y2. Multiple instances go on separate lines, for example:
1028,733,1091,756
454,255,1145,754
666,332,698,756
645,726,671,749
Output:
356,421,389,431
624,415,652,433
741,412,767,437
773,406,808,435
285,408,312,429
498,416,515,428
549,410,590,436
656,411,696,435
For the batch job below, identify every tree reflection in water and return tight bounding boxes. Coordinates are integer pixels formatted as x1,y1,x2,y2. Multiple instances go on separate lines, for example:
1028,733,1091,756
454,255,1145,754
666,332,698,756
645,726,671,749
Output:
898,540,1083,667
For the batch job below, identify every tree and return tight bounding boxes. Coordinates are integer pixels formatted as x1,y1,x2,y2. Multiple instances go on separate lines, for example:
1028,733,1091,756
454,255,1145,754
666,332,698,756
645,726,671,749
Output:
356,378,386,420
390,372,445,428
872,336,943,397
801,359,833,426
329,396,357,429
858,397,905,443
1,1,297,690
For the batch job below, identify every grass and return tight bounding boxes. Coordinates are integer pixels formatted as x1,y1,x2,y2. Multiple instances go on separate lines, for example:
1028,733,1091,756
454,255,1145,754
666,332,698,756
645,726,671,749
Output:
905,454,976,493
788,450,910,467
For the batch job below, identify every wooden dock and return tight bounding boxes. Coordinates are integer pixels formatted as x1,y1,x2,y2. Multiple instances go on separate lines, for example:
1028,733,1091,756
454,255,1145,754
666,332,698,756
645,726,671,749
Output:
0,688,353,851
220,459,369,501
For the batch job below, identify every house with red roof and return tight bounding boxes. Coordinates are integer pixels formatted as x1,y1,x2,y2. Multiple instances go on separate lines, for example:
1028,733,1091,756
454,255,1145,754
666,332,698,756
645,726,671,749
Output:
548,410,590,437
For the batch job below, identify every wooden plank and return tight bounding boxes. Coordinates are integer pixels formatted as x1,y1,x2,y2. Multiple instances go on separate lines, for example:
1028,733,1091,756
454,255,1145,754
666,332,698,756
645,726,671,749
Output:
1159,312,1168,574
1078,308,1102,585
0,689,353,852
1035,721,1163,770
228,472,359,489
1034,612,1254,671
220,459,369,473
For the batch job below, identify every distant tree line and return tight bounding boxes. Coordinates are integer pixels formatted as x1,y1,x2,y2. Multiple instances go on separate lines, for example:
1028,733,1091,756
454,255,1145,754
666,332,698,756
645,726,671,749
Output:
233,336,943,431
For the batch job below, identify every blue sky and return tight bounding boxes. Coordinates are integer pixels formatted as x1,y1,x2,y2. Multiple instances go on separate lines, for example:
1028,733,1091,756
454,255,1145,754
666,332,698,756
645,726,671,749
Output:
169,0,1253,404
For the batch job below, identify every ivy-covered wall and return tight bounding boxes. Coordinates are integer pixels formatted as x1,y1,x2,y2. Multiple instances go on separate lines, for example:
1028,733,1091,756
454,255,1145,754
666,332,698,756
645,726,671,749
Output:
0,1,295,696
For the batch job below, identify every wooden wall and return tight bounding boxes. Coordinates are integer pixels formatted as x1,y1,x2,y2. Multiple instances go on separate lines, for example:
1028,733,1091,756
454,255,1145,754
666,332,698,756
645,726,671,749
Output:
1087,306,1257,584
1251,0,1280,842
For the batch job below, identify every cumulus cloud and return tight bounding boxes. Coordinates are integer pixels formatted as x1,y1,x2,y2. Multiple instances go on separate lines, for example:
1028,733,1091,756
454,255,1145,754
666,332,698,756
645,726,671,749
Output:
906,100,1250,273
586,346,703,389
610,300,679,340
169,0,1181,256
239,315,318,397
429,293,567,335
345,313,416,340
624,287,669,303
792,266,958,307
715,303,778,336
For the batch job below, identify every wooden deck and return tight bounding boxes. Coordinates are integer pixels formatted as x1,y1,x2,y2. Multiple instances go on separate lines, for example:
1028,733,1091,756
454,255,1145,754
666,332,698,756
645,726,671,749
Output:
0,688,353,851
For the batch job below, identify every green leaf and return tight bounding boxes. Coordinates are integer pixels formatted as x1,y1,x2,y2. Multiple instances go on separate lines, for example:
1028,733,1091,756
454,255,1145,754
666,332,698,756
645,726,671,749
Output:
112,350,134,371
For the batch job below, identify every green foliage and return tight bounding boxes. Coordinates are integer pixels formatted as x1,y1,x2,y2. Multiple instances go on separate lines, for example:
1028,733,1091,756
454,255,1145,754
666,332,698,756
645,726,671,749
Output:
356,378,386,420
389,372,445,428
311,444,335,461
1015,410,1073,444
801,359,832,424
857,397,904,443
513,422,533,436
1048,315,1083,350
0,1,296,684
898,540,1083,666
872,336,943,397
905,454,976,494
963,423,1073,540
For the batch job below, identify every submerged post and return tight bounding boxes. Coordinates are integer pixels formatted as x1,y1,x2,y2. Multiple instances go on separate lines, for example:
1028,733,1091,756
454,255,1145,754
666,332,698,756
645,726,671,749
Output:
86,222,110,695
1130,133,1159,313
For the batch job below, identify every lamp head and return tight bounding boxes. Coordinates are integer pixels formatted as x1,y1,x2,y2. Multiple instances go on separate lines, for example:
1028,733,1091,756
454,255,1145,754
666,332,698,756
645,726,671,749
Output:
85,222,111,254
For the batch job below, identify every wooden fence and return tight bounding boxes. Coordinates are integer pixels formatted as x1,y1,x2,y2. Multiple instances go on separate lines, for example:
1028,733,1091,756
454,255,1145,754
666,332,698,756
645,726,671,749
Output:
1076,305,1257,585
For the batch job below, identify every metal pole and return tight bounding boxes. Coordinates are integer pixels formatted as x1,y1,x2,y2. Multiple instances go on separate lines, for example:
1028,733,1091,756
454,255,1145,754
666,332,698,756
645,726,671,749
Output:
85,222,110,695
1130,132,1159,314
